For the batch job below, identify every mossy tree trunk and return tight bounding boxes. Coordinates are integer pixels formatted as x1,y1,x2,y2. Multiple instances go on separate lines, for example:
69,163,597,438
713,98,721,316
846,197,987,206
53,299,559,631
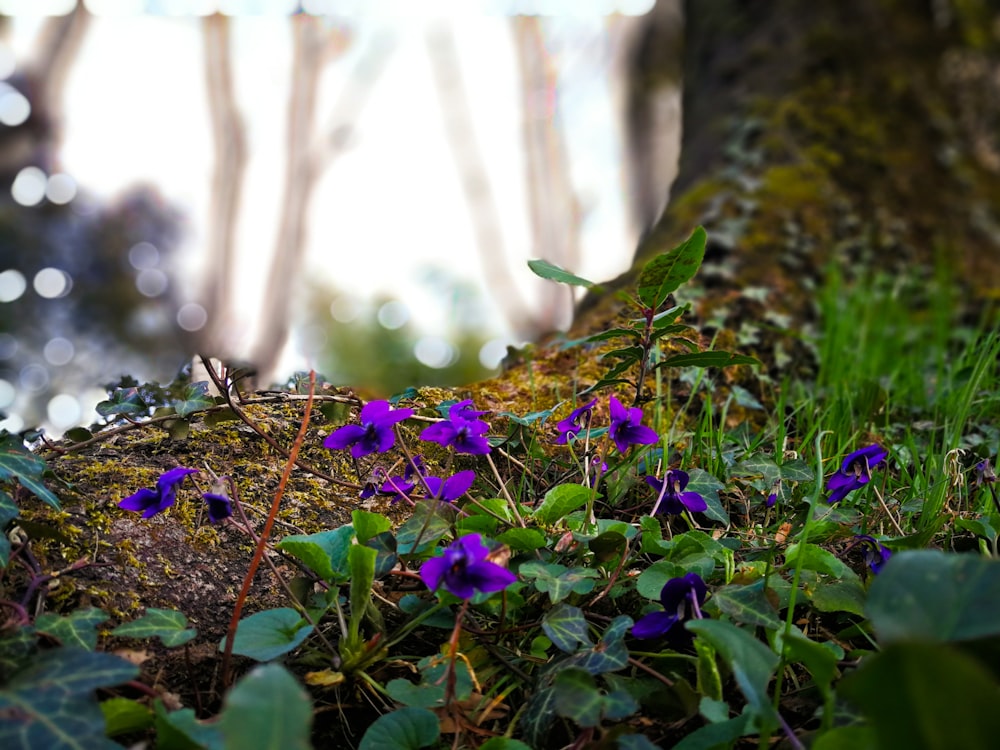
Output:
596,0,1000,329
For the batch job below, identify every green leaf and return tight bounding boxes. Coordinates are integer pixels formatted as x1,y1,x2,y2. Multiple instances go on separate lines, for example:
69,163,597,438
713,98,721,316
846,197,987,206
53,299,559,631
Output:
479,739,533,750
808,578,867,616
366,530,399,579
784,543,857,580
685,469,729,525
542,602,592,653
0,489,16,566
553,668,604,728
0,648,139,750
277,526,354,583
348,544,377,644
585,327,643,343
521,562,599,603
358,707,440,750
687,619,779,727
395,502,452,554
527,259,596,289
522,687,558,748
35,608,108,650
671,710,754,750
636,560,687,599
222,608,313,662
497,527,546,551
0,434,61,510
731,455,781,484
776,628,843,700
111,608,197,648
96,386,148,418
810,725,879,750
386,659,473,708
154,703,224,750
101,697,153,737
711,581,782,630
589,530,627,562
172,381,215,418
657,351,760,369
562,616,632,675
637,226,706,307
533,483,592,525
352,511,391,544
839,642,1000,750
218,664,312,750
866,550,1000,644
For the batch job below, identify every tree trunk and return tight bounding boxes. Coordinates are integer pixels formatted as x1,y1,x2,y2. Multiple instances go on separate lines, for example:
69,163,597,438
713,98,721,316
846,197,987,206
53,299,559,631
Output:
582,0,1000,330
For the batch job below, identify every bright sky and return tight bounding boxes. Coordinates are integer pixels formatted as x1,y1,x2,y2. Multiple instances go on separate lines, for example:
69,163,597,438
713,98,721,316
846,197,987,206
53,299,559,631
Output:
2,1,658,429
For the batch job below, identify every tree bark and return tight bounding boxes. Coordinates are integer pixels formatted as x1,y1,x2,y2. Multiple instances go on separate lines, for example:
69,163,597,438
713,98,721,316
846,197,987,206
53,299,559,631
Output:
582,0,1000,329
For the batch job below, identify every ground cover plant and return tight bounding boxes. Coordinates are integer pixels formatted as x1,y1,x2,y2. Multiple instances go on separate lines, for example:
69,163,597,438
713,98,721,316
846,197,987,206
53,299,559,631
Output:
2,227,1000,749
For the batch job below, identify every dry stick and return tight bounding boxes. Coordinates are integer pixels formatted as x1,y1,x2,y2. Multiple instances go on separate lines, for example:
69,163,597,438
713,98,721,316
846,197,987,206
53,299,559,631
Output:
220,370,317,686
484,453,527,528
198,354,360,490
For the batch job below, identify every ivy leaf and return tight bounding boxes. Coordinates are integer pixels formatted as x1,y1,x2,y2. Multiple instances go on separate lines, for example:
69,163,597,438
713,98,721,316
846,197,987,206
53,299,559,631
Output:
0,435,61,510
396,502,452,554
542,602,592,653
95,386,148,418
527,259,597,289
553,668,604,728
111,608,197,648
0,647,139,750
686,469,728,525
35,608,108,651
521,562,599,603
637,226,707,308
172,381,215,418
711,581,783,630
100,697,153,738
560,616,632,675
0,489,17,566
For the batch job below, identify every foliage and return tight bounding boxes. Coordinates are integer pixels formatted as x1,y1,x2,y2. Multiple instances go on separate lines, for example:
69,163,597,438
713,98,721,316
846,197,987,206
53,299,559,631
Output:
2,226,1000,749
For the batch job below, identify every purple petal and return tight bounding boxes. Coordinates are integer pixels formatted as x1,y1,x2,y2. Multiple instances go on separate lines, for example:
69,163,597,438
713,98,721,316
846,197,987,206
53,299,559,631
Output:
680,491,708,513
359,400,391,423
420,421,456,446
157,467,198,490
631,611,679,640
609,395,627,423
373,425,397,454
202,492,233,523
324,424,365,450
118,487,160,515
454,533,489,564
464,561,517,595
420,556,449,592
441,470,476,500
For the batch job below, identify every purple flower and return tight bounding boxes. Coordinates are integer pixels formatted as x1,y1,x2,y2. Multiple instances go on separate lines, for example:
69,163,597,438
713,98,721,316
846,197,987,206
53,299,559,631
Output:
420,533,517,600
766,479,781,508
555,398,597,444
422,470,476,503
119,467,199,519
645,469,708,515
420,400,491,455
202,492,233,523
323,400,413,459
632,573,707,640
855,534,892,574
826,444,887,503
608,396,658,454
975,458,997,487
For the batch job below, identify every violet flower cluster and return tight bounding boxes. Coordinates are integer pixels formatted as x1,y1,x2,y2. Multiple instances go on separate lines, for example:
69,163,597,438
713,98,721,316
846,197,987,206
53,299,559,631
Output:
420,533,516,600
420,399,491,455
554,395,658,454
323,400,413,458
855,534,892,574
119,467,232,523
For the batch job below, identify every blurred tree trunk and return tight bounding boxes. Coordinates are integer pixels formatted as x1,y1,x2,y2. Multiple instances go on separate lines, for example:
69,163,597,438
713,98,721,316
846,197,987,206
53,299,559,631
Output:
512,16,579,331
584,0,1000,328
200,14,247,357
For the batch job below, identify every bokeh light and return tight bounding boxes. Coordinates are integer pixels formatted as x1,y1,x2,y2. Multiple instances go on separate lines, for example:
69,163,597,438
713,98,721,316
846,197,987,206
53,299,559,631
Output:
0,270,27,302
11,166,47,206
136,268,169,297
33,267,72,299
414,336,457,369
19,363,49,392
128,241,160,269
0,378,14,409
0,333,17,360
0,44,15,80
43,337,75,366
47,393,81,429
177,302,208,331
479,337,509,369
45,173,77,204
0,0,76,17
0,82,30,127
330,295,361,323
377,300,409,330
